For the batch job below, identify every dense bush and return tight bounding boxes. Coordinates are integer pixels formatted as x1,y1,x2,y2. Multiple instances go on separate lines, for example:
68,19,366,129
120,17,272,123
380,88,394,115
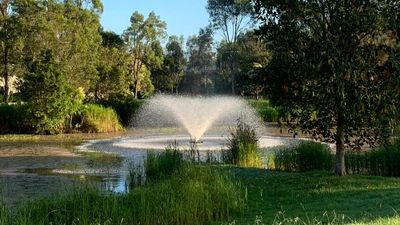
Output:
274,141,333,172
79,104,122,133
0,104,29,134
100,94,145,126
346,141,400,177
223,120,262,167
19,52,84,134
248,99,281,122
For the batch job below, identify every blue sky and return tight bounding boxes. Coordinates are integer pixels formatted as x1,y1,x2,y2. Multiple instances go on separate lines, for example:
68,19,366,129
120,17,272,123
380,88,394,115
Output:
100,0,210,41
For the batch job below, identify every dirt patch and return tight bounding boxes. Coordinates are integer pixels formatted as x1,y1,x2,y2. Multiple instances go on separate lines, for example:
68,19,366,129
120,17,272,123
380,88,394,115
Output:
0,145,79,157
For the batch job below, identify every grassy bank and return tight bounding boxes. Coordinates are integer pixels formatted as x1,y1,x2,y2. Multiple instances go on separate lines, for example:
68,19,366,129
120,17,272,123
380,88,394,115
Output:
2,166,400,224
0,150,245,225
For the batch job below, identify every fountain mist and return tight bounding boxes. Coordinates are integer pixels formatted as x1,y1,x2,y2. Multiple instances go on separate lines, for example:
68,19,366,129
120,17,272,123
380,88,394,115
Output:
133,95,262,141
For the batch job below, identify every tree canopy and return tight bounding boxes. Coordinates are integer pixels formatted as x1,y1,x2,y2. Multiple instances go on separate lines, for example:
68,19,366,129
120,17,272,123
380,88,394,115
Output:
254,0,400,175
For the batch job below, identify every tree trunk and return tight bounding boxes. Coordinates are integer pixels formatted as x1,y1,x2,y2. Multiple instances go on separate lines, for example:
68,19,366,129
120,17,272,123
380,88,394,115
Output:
2,44,9,104
335,110,346,176
134,80,139,99
231,73,235,95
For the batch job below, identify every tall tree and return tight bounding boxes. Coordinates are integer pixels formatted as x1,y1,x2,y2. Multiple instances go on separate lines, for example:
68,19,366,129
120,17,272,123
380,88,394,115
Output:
207,0,253,94
123,11,166,98
0,0,20,103
216,31,270,96
164,36,185,93
183,27,215,94
14,0,102,92
254,0,400,175
91,31,130,101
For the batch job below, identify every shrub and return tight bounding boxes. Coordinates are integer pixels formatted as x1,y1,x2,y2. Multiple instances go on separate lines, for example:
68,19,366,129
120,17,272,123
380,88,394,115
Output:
248,99,281,122
19,51,83,134
346,141,400,177
100,94,144,126
223,119,262,168
79,104,122,133
274,141,333,172
0,104,29,134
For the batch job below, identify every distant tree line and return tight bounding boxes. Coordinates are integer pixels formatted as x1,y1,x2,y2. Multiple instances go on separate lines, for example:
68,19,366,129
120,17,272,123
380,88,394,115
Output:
0,0,271,104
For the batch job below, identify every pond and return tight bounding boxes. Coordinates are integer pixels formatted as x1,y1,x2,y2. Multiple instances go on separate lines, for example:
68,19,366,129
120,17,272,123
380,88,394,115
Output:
0,133,296,207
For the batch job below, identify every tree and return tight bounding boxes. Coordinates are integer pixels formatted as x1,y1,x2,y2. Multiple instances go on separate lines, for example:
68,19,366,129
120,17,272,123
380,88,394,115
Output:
254,0,400,175
207,0,253,94
14,0,102,92
19,51,83,134
183,26,215,94
91,31,130,101
123,11,166,98
0,0,21,103
216,31,270,97
163,36,185,93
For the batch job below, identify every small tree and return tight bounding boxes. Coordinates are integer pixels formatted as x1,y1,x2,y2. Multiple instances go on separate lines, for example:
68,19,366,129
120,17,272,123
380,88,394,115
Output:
20,51,83,134
254,0,400,175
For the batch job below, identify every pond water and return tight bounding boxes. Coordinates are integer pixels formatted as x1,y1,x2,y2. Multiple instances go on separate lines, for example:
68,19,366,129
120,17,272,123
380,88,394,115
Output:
0,134,296,207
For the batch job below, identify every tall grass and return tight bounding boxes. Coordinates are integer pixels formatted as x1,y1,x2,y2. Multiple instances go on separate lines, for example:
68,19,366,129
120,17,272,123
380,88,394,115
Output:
79,104,122,133
346,141,400,177
273,141,333,172
223,120,261,168
1,149,244,225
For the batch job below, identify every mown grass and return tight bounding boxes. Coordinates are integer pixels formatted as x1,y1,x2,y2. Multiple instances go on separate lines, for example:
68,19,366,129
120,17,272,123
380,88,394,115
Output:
231,169,400,225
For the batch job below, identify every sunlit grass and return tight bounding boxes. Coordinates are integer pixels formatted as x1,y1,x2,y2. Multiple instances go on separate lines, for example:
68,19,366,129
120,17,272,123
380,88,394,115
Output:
232,169,400,225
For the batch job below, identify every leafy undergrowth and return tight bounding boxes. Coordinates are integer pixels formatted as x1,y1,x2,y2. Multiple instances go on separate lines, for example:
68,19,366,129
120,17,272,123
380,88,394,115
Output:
230,169,400,225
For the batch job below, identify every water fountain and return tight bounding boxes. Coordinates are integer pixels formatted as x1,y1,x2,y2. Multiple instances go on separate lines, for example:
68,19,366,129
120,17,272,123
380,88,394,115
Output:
134,95,261,141
92,95,292,152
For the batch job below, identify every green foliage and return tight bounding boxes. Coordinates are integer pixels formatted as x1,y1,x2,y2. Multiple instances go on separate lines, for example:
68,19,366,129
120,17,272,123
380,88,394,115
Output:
254,0,400,175
182,26,215,94
123,11,166,98
79,104,122,133
19,52,83,134
248,99,280,122
15,0,103,91
346,141,400,177
0,104,28,134
274,141,333,172
101,94,144,126
152,36,185,93
223,120,261,167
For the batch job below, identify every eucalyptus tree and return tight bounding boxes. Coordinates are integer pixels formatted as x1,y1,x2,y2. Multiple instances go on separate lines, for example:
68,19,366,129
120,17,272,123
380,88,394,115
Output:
207,0,253,94
92,31,131,101
254,0,400,175
163,35,185,93
123,11,166,98
183,26,215,94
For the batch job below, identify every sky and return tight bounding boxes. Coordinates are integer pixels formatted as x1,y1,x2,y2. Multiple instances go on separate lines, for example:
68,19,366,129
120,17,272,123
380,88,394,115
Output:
100,0,211,41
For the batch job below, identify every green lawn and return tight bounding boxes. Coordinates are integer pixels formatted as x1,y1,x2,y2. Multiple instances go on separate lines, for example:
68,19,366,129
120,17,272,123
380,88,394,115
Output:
232,168,400,225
